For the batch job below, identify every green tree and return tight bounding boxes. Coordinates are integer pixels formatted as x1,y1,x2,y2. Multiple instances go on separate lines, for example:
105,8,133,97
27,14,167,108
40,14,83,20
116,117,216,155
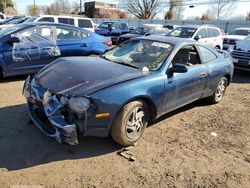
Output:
0,0,14,13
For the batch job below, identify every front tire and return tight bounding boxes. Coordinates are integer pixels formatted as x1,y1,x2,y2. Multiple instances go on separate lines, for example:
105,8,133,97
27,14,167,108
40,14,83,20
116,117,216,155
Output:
208,77,228,104
111,100,148,146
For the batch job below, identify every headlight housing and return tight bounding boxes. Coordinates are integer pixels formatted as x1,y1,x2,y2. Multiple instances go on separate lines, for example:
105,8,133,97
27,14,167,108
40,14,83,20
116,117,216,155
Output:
69,97,90,113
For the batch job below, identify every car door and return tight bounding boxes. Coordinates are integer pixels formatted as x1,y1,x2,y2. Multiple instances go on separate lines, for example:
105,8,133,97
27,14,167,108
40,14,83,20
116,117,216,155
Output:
163,45,209,113
3,26,59,74
55,26,90,56
196,45,221,96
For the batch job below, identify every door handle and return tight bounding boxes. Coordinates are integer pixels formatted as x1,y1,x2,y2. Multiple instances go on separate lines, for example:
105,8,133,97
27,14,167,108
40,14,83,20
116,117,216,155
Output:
81,43,88,47
200,72,207,78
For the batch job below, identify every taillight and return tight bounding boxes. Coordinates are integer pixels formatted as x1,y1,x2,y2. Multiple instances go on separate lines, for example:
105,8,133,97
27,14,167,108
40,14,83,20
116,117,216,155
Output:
103,40,112,46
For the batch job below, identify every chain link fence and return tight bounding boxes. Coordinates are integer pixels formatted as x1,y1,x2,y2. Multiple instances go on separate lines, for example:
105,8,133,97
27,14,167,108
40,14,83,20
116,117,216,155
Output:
92,18,250,33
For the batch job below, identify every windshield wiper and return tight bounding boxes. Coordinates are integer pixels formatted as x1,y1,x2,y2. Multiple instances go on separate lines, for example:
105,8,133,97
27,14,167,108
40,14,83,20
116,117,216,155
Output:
118,62,139,69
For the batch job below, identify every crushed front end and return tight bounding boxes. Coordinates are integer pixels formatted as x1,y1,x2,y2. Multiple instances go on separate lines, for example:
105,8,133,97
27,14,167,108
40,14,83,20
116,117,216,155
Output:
23,76,89,145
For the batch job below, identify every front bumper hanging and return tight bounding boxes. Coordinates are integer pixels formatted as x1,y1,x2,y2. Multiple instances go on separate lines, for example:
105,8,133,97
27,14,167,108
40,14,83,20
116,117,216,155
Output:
23,76,79,145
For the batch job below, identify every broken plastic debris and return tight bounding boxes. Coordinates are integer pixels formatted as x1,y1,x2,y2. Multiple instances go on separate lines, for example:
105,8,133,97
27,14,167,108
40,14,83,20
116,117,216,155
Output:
211,132,218,137
117,143,137,162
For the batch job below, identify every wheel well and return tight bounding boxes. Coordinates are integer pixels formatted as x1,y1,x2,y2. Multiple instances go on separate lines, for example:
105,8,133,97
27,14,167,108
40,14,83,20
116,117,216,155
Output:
0,66,2,78
131,97,158,121
224,74,231,85
215,45,221,49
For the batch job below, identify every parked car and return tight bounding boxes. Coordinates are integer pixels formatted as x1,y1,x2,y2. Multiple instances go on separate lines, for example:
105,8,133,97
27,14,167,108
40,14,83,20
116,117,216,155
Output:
0,12,6,24
0,22,112,78
166,25,223,49
163,24,179,32
95,21,129,44
229,35,250,71
223,27,250,50
24,15,95,32
0,17,29,30
23,36,233,146
118,24,169,44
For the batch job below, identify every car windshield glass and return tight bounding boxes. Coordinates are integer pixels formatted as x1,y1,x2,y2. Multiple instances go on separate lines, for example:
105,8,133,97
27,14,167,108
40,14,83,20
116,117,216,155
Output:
24,16,38,22
245,35,250,40
0,25,24,37
229,29,250,36
167,27,197,38
98,22,113,29
101,40,173,71
131,27,149,34
7,18,27,24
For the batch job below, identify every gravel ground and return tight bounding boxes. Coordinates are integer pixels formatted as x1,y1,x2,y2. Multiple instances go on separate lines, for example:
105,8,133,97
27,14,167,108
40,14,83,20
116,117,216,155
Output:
0,70,249,188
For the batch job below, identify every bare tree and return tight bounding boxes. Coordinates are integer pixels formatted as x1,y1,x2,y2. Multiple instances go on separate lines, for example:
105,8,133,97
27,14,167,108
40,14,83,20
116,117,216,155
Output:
246,11,250,21
123,0,163,19
165,0,185,20
209,0,237,20
26,4,41,16
42,0,71,15
201,9,215,20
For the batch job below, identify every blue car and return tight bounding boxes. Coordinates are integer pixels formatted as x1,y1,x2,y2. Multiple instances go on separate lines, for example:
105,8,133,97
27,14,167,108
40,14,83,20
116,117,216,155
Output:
23,36,234,146
0,22,112,77
95,21,129,44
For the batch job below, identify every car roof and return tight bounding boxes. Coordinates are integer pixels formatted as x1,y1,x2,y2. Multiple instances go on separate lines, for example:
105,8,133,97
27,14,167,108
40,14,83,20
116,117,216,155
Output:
39,15,92,20
11,22,91,33
235,27,250,30
133,35,196,45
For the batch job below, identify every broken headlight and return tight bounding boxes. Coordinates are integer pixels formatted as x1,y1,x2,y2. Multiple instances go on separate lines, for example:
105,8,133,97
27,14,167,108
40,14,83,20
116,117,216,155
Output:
69,97,90,113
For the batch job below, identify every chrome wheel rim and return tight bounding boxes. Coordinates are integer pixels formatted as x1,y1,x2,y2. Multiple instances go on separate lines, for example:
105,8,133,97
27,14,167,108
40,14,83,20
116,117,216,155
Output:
215,79,226,101
125,107,145,139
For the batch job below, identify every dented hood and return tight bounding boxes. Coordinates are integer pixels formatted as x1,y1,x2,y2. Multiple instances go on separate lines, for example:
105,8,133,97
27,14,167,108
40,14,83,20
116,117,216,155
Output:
235,39,250,51
36,57,146,96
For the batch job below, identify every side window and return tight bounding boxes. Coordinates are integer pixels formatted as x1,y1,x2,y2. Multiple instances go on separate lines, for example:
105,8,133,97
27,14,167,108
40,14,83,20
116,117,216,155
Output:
78,19,93,28
121,23,128,30
214,29,221,37
58,18,75,25
198,46,217,63
196,28,206,38
18,27,52,42
113,23,121,30
172,45,201,66
207,28,214,38
56,27,85,40
38,17,55,22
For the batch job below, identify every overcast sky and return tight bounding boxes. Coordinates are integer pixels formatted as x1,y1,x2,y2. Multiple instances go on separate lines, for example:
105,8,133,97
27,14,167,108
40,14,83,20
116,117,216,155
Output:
14,0,250,19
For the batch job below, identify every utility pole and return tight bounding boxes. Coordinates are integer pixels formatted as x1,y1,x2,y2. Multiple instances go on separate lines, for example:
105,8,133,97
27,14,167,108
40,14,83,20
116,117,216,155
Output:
33,0,36,15
3,0,7,14
80,0,82,14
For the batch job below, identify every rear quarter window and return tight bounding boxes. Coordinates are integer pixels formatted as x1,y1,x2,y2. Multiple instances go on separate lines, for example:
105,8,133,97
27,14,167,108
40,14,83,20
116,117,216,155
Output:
78,19,93,28
198,46,217,63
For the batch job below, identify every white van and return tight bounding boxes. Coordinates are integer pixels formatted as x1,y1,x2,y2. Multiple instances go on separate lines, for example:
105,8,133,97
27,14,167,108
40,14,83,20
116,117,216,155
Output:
25,15,95,32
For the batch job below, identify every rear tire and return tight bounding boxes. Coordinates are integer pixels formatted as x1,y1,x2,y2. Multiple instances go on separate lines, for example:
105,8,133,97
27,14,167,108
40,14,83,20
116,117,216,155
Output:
111,100,148,146
207,77,228,104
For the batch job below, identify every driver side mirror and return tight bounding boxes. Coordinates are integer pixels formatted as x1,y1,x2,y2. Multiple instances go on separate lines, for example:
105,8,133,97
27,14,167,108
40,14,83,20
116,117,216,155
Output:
8,36,20,44
194,35,202,41
168,63,188,76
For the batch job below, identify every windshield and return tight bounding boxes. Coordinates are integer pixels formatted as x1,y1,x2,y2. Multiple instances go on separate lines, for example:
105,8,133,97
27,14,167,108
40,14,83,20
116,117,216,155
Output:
167,27,197,38
229,29,250,36
7,18,27,24
0,25,24,37
244,35,250,40
131,27,149,35
24,16,38,22
101,40,173,71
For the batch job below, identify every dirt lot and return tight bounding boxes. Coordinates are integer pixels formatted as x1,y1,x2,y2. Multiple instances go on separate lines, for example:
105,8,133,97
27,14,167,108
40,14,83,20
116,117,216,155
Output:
0,71,249,188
